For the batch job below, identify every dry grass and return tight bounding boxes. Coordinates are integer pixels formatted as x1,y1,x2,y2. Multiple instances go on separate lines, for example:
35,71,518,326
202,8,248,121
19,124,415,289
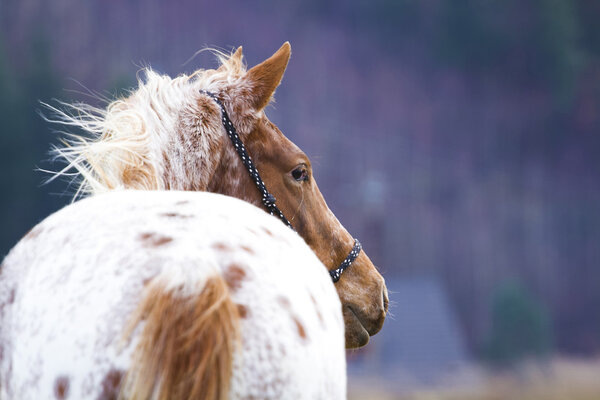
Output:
349,358,600,400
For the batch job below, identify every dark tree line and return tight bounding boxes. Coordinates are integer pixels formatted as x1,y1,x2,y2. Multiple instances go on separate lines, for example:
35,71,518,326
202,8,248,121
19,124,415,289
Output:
1,0,600,360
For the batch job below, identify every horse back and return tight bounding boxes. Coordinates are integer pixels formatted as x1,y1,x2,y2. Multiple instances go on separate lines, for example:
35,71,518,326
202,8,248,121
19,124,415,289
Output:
0,190,345,399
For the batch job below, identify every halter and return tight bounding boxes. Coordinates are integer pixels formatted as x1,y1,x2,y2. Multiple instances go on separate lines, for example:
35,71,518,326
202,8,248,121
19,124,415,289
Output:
201,90,361,283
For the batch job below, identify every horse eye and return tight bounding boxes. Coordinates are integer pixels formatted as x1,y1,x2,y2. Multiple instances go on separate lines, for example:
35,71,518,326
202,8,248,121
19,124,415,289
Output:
291,167,308,182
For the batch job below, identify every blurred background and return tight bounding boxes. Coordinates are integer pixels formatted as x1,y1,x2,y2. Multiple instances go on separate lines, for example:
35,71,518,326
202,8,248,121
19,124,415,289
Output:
1,0,600,398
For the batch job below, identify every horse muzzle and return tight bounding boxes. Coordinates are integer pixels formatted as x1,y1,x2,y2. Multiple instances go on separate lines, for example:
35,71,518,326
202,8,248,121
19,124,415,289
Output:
343,282,388,348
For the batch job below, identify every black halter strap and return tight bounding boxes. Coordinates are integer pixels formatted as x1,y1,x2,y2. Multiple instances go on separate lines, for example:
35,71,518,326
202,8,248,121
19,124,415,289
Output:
201,90,361,283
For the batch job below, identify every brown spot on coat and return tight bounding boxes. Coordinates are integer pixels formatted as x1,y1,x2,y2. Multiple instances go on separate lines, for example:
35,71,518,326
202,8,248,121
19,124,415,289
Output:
236,304,248,318
277,296,309,340
224,264,246,291
159,212,191,219
97,369,124,400
262,227,274,237
175,200,189,206
240,245,255,255
54,376,69,399
139,233,173,247
293,317,307,340
277,295,291,309
212,242,231,252
142,277,154,287
310,293,325,327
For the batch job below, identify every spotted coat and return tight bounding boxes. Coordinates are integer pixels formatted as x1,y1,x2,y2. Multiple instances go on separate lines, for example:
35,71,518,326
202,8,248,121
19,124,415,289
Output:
0,190,346,399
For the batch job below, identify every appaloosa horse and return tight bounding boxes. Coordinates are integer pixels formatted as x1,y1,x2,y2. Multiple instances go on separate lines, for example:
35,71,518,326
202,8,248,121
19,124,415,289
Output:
0,191,346,399
0,42,387,399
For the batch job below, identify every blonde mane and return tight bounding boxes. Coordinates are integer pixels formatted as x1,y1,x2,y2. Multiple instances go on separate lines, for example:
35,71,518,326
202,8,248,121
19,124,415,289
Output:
45,49,250,199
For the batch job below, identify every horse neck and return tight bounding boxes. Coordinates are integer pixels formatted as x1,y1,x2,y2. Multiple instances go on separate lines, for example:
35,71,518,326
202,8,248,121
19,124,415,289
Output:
158,91,267,209
205,136,262,207
159,97,228,192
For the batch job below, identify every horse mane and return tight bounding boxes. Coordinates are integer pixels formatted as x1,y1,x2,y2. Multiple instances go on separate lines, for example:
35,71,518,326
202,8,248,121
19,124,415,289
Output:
44,49,248,199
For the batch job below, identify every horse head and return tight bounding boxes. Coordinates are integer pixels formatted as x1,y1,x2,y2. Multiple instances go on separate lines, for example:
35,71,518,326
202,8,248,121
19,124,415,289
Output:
198,43,387,347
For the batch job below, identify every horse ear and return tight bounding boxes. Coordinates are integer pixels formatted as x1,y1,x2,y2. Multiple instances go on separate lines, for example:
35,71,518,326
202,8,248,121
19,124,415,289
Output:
231,46,243,61
246,42,291,111
217,46,243,72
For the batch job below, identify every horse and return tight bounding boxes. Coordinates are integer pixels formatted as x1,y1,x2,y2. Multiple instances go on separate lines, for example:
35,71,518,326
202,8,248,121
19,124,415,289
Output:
0,190,347,399
0,42,388,398
44,42,388,347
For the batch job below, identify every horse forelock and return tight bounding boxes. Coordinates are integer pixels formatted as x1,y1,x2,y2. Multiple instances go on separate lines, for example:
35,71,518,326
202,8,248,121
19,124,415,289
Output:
46,49,263,199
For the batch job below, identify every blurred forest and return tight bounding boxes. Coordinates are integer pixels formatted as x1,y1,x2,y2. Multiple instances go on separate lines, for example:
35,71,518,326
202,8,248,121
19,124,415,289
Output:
1,0,599,367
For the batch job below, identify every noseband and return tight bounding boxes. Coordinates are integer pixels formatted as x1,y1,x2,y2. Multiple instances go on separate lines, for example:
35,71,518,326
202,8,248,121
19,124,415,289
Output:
201,90,361,283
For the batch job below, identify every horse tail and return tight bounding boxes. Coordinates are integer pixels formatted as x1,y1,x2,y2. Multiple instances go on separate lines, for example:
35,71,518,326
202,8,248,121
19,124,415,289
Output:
121,275,240,400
